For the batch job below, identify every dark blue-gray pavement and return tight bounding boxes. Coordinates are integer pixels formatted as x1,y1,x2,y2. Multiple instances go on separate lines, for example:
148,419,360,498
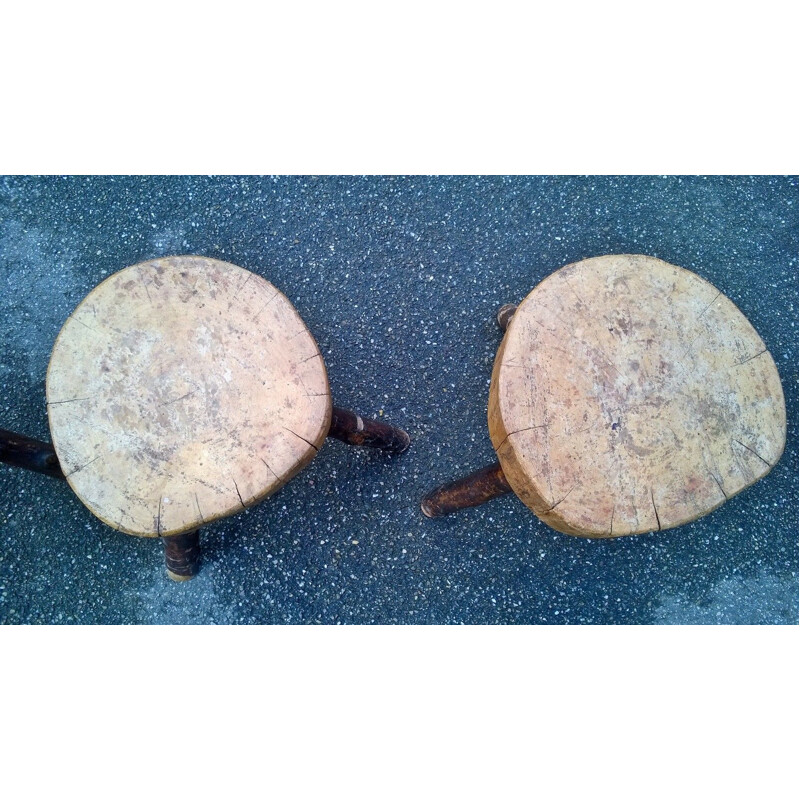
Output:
0,175,796,624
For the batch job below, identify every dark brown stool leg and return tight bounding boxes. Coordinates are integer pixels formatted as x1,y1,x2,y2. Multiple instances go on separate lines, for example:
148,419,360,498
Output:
327,406,410,453
162,530,201,582
0,428,65,479
497,304,518,333
421,461,513,517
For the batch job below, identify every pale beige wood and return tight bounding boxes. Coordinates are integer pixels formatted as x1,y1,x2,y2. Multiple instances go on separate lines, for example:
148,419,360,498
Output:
488,254,786,538
46,256,331,537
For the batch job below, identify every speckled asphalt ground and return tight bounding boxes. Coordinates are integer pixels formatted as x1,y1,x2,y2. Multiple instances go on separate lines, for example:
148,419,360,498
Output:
0,175,796,624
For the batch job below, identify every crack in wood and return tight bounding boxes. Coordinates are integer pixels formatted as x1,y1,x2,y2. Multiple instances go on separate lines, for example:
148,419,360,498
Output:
678,293,722,361
566,418,599,437
732,438,772,467
253,291,280,318
697,291,722,319
546,484,576,512
710,473,729,500
650,489,661,531
232,478,247,509
494,423,549,452
232,272,254,300
509,423,550,436
260,457,283,484
70,316,102,334
282,426,319,451
195,492,204,523
66,455,101,477
735,349,767,366
47,397,90,405
543,425,553,509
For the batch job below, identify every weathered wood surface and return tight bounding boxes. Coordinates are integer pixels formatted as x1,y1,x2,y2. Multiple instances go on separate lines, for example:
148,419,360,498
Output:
46,256,331,537
488,254,786,537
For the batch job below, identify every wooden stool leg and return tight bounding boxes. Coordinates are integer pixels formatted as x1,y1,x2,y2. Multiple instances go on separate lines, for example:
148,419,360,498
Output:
327,406,410,453
496,304,518,332
162,530,201,581
0,428,65,479
421,461,513,517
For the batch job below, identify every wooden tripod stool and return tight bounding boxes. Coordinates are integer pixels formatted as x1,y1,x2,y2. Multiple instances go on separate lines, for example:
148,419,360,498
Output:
1,255,409,580
421,254,786,537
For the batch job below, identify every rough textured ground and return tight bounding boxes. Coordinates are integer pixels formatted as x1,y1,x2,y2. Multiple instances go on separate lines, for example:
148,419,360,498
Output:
0,175,796,624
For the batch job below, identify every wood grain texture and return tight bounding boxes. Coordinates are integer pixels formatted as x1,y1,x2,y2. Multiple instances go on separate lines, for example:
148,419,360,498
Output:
46,256,331,537
488,254,786,537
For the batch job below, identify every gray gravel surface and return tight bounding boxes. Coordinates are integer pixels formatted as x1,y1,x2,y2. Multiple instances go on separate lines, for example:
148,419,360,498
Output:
0,175,796,624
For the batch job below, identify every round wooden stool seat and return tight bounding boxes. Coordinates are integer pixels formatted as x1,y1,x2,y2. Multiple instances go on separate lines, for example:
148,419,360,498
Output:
488,254,786,537
46,255,331,538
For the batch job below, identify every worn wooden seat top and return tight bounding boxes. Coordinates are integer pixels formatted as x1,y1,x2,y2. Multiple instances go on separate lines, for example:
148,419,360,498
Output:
46,256,331,537
488,254,786,537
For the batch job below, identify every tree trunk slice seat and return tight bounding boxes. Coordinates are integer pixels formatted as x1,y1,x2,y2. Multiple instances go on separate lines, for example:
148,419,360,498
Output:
423,254,786,537
17,255,411,580
47,255,330,540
